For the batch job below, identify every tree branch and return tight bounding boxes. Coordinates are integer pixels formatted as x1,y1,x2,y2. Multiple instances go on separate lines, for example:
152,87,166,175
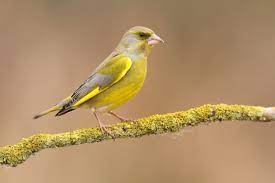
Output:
0,104,275,167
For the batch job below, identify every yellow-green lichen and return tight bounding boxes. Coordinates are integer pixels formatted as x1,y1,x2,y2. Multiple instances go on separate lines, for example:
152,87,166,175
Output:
0,104,274,167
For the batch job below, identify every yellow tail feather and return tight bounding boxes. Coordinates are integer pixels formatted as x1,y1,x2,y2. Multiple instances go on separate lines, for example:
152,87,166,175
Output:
33,96,72,119
33,106,61,119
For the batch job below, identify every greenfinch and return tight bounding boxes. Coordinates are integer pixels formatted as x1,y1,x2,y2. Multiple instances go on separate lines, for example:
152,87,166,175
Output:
34,26,164,134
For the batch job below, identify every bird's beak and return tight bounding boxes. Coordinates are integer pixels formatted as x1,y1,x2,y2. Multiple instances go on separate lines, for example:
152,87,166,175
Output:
147,34,164,46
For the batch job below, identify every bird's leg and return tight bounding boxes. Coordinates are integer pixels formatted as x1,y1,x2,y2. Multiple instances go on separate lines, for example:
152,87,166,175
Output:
108,111,134,122
93,112,114,138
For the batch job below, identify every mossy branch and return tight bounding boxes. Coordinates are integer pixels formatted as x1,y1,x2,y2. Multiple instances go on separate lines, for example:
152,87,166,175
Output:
1,104,275,167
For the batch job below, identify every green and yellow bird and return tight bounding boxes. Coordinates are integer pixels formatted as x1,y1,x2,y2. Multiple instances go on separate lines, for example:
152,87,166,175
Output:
34,26,164,133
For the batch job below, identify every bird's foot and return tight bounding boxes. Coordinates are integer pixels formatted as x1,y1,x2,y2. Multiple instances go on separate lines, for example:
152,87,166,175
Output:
99,123,115,139
108,111,135,122
93,112,115,139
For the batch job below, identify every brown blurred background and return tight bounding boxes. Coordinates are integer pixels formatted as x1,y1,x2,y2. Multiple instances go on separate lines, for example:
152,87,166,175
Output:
1,0,275,182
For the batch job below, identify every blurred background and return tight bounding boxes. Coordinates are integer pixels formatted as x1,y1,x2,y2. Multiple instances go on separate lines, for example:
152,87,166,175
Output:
1,0,275,182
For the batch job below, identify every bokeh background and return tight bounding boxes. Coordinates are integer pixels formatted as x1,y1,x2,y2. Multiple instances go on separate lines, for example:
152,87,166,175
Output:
1,0,275,182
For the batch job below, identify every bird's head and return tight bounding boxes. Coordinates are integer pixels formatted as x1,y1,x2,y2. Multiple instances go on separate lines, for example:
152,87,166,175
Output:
117,26,164,57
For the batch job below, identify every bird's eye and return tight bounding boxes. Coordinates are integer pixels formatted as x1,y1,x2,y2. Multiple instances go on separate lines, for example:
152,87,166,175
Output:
139,32,146,38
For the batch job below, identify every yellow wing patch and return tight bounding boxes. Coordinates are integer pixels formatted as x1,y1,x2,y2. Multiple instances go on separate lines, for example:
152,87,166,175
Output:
72,55,132,107
73,87,100,107
106,56,132,84
99,56,132,76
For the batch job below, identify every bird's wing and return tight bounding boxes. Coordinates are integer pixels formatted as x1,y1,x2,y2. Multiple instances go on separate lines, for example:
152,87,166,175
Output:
59,53,132,112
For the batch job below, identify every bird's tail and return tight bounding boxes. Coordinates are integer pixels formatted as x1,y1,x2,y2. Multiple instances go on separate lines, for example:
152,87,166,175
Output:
33,96,71,119
33,106,61,119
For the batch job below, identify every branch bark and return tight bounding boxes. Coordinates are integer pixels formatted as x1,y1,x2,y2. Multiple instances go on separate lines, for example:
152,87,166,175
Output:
1,104,275,167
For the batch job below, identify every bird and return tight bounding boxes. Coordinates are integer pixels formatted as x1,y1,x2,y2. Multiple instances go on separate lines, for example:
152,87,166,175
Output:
33,26,164,135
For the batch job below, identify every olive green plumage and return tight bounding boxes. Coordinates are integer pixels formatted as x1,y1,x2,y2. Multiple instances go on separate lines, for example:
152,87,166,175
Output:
34,26,163,129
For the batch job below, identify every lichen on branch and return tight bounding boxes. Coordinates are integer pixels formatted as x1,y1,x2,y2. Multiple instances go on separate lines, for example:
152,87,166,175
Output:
0,104,274,167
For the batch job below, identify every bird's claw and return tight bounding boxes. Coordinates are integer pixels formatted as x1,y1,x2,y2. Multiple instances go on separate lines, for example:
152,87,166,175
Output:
119,118,136,123
108,111,135,123
99,125,115,139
